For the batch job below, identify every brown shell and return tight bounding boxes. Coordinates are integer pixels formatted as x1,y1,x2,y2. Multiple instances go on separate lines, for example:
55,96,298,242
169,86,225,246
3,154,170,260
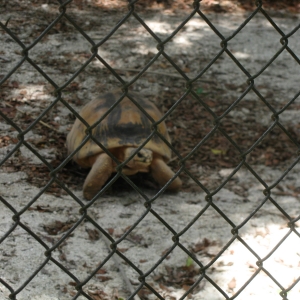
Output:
66,91,172,167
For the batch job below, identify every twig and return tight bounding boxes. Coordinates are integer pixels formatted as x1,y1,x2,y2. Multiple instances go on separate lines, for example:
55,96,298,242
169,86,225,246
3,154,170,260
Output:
114,68,216,84
168,151,190,163
4,101,60,133
4,17,11,27
0,56,11,62
101,233,142,300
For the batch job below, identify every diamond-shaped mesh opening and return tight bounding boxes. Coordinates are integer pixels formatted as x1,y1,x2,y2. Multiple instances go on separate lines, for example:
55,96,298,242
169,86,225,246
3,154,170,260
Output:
1,0,300,299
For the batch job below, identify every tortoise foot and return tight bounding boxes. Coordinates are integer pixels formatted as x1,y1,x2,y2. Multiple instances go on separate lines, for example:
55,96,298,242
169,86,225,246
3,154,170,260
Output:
150,157,182,191
83,153,113,200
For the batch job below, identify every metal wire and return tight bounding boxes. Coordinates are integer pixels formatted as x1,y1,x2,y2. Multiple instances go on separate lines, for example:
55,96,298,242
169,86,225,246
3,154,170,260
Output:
0,0,299,299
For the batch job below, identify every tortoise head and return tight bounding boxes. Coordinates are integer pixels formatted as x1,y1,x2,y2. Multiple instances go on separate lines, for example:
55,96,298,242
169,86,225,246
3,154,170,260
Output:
124,147,153,170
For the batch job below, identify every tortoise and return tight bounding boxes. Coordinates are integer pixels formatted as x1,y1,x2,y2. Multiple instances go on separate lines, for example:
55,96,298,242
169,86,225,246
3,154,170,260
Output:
66,91,182,200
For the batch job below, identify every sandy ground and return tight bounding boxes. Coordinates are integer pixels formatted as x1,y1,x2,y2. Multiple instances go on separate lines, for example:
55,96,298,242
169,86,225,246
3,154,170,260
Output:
1,2,300,300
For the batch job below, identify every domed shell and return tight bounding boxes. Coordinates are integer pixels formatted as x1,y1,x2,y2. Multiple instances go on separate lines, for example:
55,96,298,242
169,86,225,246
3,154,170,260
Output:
66,91,172,167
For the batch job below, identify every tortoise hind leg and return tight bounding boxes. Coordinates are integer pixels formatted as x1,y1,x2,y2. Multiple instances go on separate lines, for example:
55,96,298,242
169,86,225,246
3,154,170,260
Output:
83,153,113,200
150,157,182,191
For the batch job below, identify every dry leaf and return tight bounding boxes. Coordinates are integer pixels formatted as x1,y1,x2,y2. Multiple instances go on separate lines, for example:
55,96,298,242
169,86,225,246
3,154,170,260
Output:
228,277,236,290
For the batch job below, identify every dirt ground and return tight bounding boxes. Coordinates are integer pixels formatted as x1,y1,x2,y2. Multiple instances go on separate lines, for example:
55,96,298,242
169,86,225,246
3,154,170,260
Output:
1,1,300,299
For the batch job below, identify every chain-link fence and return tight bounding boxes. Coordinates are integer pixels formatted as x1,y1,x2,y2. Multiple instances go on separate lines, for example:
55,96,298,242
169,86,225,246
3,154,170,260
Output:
1,0,300,299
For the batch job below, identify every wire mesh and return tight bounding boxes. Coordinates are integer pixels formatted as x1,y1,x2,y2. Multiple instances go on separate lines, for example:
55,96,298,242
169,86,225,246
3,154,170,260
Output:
0,0,300,299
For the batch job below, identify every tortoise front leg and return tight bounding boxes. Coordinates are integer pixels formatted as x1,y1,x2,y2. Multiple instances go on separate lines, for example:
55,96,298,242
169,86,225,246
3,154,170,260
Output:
83,153,113,200
150,157,182,191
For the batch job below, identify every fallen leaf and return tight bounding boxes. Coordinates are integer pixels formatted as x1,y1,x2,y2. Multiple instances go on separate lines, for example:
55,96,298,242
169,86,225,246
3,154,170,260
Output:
86,228,100,241
97,275,112,282
228,277,236,290
88,290,109,300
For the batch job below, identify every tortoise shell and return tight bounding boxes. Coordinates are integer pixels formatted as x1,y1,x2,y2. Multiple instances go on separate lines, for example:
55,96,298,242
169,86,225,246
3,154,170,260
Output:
66,91,172,167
